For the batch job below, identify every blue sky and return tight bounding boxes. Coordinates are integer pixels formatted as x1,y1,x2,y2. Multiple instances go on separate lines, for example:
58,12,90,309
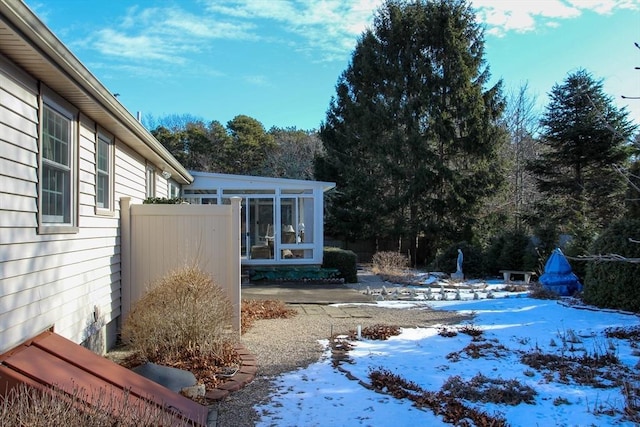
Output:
25,0,640,131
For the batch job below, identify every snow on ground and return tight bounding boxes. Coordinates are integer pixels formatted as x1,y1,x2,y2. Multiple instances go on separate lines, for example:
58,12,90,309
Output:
254,285,640,426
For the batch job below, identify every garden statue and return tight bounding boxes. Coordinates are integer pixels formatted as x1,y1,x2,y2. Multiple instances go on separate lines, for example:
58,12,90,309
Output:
451,248,464,281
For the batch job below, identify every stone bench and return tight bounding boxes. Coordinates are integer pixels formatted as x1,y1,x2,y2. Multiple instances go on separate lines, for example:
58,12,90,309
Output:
500,270,535,284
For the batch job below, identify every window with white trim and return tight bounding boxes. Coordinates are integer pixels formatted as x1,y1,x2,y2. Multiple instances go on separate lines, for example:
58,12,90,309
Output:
168,180,180,198
146,165,156,198
96,130,114,212
39,93,77,232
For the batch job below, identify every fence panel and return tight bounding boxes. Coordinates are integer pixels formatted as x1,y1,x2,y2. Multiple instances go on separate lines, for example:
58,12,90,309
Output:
121,198,241,333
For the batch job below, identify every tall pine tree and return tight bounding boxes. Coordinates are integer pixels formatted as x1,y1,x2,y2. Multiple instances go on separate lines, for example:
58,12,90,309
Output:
527,69,637,248
316,0,506,264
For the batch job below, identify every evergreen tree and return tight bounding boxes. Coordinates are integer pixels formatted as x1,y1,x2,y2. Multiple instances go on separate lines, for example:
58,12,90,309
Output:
206,120,232,172
316,0,506,263
152,115,277,175
527,69,637,246
224,115,276,175
152,119,229,172
624,133,640,218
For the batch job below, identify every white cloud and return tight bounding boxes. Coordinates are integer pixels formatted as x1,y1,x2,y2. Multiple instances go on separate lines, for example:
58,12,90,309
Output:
473,0,638,37
202,0,381,61
567,0,638,14
89,5,256,63
92,28,186,64
71,0,640,68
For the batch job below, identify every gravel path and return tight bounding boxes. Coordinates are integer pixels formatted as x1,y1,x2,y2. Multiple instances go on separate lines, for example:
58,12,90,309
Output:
214,303,469,427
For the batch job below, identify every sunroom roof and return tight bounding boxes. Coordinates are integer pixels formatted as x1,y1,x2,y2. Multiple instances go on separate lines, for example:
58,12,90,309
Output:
186,171,336,192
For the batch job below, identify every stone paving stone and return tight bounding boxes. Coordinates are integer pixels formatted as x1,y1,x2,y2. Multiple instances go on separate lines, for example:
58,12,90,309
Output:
321,306,351,318
299,305,325,315
340,306,373,318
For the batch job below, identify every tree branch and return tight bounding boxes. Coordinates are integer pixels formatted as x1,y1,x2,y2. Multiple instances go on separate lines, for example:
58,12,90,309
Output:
567,239,640,263
567,254,640,263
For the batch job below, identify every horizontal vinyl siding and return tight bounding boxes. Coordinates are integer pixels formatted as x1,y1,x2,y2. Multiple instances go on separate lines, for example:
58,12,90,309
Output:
0,55,156,354
115,143,146,202
0,62,38,243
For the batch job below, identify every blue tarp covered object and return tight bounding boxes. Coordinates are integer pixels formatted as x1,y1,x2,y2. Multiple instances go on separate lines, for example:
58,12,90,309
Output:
539,248,583,296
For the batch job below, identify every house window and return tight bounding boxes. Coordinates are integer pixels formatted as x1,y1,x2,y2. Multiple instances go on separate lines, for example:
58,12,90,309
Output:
168,180,180,198
39,94,77,232
96,131,114,212
146,165,156,198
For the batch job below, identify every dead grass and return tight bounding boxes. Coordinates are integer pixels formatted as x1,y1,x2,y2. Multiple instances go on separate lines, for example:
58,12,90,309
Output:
0,383,194,426
241,299,297,332
447,341,509,361
441,373,537,405
368,369,509,426
605,325,640,341
520,349,628,388
359,324,402,340
438,327,458,337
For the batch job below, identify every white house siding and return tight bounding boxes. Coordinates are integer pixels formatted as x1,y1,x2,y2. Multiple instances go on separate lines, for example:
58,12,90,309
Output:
0,54,165,355
115,144,147,201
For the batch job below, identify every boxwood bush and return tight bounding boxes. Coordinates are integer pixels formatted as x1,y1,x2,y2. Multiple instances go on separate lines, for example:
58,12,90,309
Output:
583,218,640,312
323,247,358,283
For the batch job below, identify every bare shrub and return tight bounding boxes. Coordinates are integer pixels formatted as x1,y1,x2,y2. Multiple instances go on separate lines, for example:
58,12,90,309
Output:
447,341,509,361
360,324,401,340
441,373,537,405
622,381,640,423
122,265,233,362
0,383,194,426
438,327,458,337
458,323,483,337
529,282,560,300
371,251,409,275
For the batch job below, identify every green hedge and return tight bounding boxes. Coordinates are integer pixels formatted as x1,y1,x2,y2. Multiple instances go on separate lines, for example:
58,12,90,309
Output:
322,247,358,283
143,197,186,204
584,218,640,312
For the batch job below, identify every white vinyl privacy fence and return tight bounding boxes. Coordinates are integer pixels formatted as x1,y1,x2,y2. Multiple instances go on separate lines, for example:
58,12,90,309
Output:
120,197,241,333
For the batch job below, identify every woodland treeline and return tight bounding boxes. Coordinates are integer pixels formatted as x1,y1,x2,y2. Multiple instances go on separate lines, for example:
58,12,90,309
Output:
149,0,640,279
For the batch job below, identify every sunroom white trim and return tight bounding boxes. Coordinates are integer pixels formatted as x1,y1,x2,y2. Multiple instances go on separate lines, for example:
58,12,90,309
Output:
183,172,335,266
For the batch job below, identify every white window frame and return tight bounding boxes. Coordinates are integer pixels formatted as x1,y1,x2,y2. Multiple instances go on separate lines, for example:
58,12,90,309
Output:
38,88,78,234
168,179,180,199
95,129,115,214
146,164,156,199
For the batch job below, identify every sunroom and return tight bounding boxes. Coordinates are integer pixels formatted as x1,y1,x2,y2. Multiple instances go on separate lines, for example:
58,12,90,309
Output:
183,172,335,266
